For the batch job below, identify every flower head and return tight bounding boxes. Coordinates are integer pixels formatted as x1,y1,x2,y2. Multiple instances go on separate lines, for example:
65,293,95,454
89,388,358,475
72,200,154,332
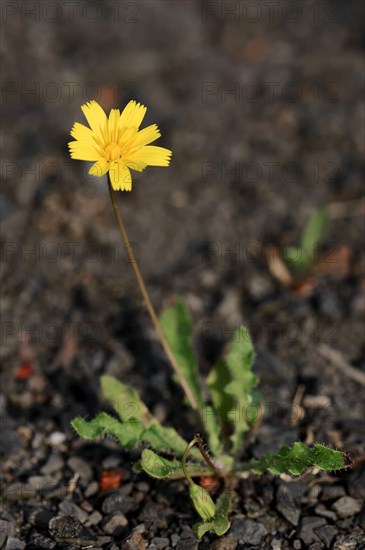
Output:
69,100,172,191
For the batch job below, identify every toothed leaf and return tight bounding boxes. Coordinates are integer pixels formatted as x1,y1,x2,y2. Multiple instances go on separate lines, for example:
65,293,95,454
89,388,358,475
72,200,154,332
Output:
249,442,347,475
137,449,212,480
202,405,223,455
101,374,151,424
192,489,232,540
101,374,192,457
71,413,143,449
160,299,203,410
206,360,232,425
224,326,258,452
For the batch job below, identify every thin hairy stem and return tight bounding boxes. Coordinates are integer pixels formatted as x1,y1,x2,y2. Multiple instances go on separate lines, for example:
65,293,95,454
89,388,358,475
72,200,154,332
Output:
107,177,199,412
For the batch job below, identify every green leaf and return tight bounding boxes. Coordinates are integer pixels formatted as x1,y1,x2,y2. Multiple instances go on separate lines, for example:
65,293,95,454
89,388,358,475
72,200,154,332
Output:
136,449,212,480
101,375,194,457
249,442,347,476
101,374,151,425
206,361,232,426
300,207,328,253
141,423,193,457
71,413,144,449
287,207,328,271
160,299,203,410
202,406,223,455
224,326,258,452
192,489,232,540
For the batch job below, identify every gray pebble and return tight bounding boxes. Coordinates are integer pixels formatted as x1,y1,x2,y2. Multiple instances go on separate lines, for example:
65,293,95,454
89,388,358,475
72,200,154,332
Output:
85,510,103,527
67,456,93,480
229,519,267,545
59,500,88,524
102,513,128,535
102,489,137,514
49,515,82,539
314,524,338,548
210,536,238,549
40,453,64,475
276,481,303,526
297,516,327,545
150,537,170,549
5,538,26,550
332,496,362,518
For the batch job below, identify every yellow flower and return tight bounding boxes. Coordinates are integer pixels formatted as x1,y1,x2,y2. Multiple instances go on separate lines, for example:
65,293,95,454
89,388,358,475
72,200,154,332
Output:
68,100,172,191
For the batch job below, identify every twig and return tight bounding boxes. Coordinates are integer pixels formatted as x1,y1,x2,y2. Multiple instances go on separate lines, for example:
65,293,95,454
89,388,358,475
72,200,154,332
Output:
318,343,365,386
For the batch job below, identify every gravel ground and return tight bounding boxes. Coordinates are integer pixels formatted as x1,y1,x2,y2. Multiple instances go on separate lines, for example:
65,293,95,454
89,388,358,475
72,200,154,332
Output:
1,1,364,548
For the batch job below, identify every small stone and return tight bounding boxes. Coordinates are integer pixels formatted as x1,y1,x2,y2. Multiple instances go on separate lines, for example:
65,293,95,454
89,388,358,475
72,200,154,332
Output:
150,537,170,549
176,529,198,550
58,500,88,523
48,431,66,446
332,496,362,518
136,481,150,493
171,534,180,547
40,453,64,475
102,489,137,514
346,469,365,500
0,520,14,537
49,515,82,540
67,456,93,480
276,481,303,526
314,505,336,520
297,517,327,545
321,485,346,501
84,482,99,497
314,524,338,548
210,536,238,550
85,511,103,527
5,538,26,550
121,530,148,550
27,531,57,549
102,513,128,535
229,519,267,545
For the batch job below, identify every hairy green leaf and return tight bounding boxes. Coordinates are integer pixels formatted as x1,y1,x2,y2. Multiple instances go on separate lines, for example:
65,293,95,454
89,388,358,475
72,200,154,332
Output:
136,449,212,480
193,489,232,539
287,207,328,271
101,375,193,457
202,405,223,455
224,326,258,452
160,299,203,410
206,360,232,426
101,375,151,425
71,413,144,449
249,442,347,475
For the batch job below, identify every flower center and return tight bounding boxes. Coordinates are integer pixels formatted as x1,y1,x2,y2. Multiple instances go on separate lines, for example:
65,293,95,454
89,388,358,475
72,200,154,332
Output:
105,142,121,162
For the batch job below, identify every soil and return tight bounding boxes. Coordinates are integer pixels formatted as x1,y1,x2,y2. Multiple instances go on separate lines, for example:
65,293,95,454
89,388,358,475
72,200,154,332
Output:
1,1,364,549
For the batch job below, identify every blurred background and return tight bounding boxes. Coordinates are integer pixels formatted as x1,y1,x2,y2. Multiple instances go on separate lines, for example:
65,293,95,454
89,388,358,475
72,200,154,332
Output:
1,0,364,547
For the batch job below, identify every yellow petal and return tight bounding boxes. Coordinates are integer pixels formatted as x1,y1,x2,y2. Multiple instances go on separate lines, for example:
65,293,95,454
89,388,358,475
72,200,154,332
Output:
70,122,95,144
89,159,109,177
125,160,147,172
133,124,161,147
68,141,101,161
127,146,172,167
109,161,132,191
81,101,107,139
108,108,120,142
119,101,147,129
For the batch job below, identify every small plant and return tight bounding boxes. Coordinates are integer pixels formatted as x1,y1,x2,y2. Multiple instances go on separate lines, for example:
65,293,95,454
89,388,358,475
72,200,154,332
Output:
284,206,328,276
69,100,348,539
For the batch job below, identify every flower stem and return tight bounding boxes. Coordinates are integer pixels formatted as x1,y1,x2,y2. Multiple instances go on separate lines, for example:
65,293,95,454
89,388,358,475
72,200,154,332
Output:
107,178,199,412
182,434,220,480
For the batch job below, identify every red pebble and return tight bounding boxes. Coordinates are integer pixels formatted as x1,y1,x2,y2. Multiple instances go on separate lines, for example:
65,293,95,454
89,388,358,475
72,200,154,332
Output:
15,362,33,380
199,476,219,493
100,469,123,492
